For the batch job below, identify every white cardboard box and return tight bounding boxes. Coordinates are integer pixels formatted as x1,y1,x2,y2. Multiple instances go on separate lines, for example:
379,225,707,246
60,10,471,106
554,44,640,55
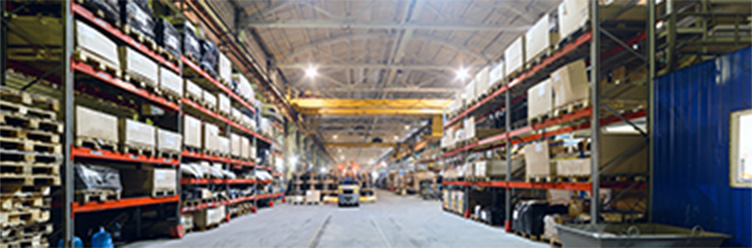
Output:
505,36,526,77
120,47,158,88
202,122,219,152
524,141,555,178
241,137,250,159
527,78,553,119
185,79,202,102
464,117,476,140
76,106,118,143
464,80,476,104
120,119,155,150
489,62,505,88
475,67,490,98
230,133,241,157
551,59,589,109
183,115,202,149
218,93,231,116
203,90,217,110
558,0,589,40
231,108,242,122
159,66,183,98
525,15,560,64
217,136,230,155
218,53,232,84
75,20,119,68
157,129,182,154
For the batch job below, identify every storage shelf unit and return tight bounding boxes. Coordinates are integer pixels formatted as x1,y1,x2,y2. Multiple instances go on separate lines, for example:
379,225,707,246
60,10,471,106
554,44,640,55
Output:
73,147,180,166
438,0,657,232
73,196,180,214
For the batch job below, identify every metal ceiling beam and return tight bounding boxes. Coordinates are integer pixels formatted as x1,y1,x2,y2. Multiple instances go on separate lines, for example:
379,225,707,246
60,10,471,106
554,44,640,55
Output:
278,62,471,71
290,98,451,109
297,108,443,116
245,20,530,32
321,87,458,93
239,0,294,20
325,142,409,148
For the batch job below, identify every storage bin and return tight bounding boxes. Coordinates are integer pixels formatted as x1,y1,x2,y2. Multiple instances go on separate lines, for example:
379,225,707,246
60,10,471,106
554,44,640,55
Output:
75,106,118,144
75,20,119,69
156,129,182,154
119,46,158,88
159,66,183,99
119,119,155,151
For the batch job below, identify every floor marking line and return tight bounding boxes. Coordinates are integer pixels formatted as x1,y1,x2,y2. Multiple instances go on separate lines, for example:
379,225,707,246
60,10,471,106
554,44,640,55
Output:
306,213,332,248
370,217,393,248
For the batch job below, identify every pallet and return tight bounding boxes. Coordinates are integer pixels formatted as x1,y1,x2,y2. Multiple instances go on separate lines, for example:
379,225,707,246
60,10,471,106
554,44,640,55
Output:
157,150,181,160
526,176,555,183
0,112,63,134
196,223,219,232
543,237,563,247
1,223,53,240
182,199,201,208
74,48,122,78
0,184,51,197
0,137,62,155
152,189,177,198
75,137,118,152
513,230,542,241
123,72,160,95
0,86,59,112
122,144,155,157
0,149,62,166
0,232,48,248
0,162,59,177
552,99,590,118
156,46,180,66
0,101,56,120
525,47,555,71
0,209,49,228
122,24,158,51
74,189,121,203
1,126,60,144
555,176,590,182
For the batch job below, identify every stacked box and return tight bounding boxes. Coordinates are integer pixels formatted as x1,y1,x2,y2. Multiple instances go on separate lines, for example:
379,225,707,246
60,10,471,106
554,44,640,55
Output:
551,59,589,109
464,80,475,104
75,20,119,68
157,129,182,155
194,205,225,228
159,67,183,99
218,53,232,84
489,62,504,87
525,15,560,64
183,115,202,149
558,0,589,40
120,119,155,150
230,133,241,157
527,78,554,120
240,137,250,159
504,36,525,77
218,94,231,116
217,136,230,155
203,90,217,110
121,168,177,197
475,67,490,98
119,47,158,88
524,141,556,178
76,106,118,143
556,133,647,176
185,79,202,102
79,0,120,27
202,122,219,152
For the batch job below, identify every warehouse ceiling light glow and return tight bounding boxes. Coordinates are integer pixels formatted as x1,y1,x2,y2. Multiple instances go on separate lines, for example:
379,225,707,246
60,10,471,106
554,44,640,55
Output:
305,66,317,78
456,68,469,80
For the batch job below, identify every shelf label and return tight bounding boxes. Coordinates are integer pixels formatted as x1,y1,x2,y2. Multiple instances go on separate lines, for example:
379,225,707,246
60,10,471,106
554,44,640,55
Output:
97,71,109,79
93,18,107,28
130,155,138,159
89,150,103,156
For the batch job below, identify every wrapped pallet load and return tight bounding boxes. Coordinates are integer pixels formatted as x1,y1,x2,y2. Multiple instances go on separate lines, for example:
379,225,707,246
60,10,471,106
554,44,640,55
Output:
240,137,250,159
183,115,202,150
474,67,490,99
202,122,220,153
121,167,177,197
527,78,554,123
218,53,233,85
524,141,556,179
202,90,217,111
74,163,122,193
525,15,559,64
159,66,183,100
119,46,158,89
75,20,120,75
174,20,200,61
119,119,155,154
551,59,589,111
78,0,120,27
217,136,230,156
75,106,119,147
156,18,181,60
200,40,219,77
218,93,231,116
489,61,504,89
185,79,202,102
504,36,525,77
156,129,182,157
120,0,155,41
230,133,241,158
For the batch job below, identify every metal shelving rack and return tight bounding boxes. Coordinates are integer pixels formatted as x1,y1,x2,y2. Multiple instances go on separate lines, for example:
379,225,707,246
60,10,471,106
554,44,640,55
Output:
439,0,658,232
1,1,286,245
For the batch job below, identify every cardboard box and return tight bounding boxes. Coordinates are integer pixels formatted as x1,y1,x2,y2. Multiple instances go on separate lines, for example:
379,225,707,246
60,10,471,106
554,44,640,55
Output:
120,119,155,150
489,62,504,88
527,78,553,119
217,136,230,155
558,0,589,40
194,205,225,228
75,20,119,67
75,106,118,143
475,67,490,98
464,117,476,140
524,141,556,178
157,129,182,154
551,59,589,109
478,159,525,178
218,94,231,116
249,144,256,159
202,122,219,152
183,115,202,149
121,168,177,197
305,190,321,203
504,36,525,77
234,74,255,102
119,47,158,88
241,137,250,159
556,158,590,176
203,90,217,110
230,133,241,157
464,80,475,104
231,108,242,122
218,53,232,84
185,79,202,101
525,15,560,63
159,66,183,98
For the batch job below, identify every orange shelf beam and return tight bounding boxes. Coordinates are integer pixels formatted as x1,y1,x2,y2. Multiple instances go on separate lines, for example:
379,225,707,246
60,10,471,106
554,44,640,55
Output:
72,146,179,166
181,56,255,115
73,195,179,214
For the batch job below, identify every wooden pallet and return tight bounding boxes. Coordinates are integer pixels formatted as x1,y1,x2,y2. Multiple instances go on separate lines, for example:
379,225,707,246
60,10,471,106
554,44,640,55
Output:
543,237,563,247
552,98,590,118
123,72,160,94
156,46,180,65
0,209,49,228
0,149,62,165
0,101,56,120
157,150,181,160
0,185,52,197
0,195,49,212
526,176,555,183
0,162,59,178
75,137,118,152
73,48,122,78
182,199,201,208
0,137,62,155
0,112,63,134
196,223,220,232
0,232,48,248
122,144,155,157
152,189,177,198
1,126,60,144
1,223,53,241
0,86,59,112
75,189,121,203
555,176,590,182
122,24,158,51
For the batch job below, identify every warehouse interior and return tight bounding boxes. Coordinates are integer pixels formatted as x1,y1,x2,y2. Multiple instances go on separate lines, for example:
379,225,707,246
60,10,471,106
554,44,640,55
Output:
0,0,750,247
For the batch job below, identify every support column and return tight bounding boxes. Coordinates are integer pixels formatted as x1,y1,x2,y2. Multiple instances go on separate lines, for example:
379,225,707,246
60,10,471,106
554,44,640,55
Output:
647,0,656,223
504,75,512,232
63,0,75,245
589,0,601,225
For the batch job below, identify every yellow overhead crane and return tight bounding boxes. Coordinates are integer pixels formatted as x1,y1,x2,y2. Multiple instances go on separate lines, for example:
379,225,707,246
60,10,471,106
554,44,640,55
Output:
289,98,452,116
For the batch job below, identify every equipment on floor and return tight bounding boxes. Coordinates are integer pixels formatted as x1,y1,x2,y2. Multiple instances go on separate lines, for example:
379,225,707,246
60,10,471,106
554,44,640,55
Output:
338,177,360,207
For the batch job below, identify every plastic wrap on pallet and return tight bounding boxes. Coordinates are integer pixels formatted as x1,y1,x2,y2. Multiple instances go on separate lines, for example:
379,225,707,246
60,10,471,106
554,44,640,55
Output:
159,66,183,98
222,169,236,179
75,163,122,191
183,115,202,149
157,129,182,154
121,1,155,40
75,20,119,68
120,46,158,88
181,162,204,178
156,18,181,59
185,79,202,102
76,106,119,143
200,40,219,77
79,0,120,27
255,170,272,181
175,22,200,60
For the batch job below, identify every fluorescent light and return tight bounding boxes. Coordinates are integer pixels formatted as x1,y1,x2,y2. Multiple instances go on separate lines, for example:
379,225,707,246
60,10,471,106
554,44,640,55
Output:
393,135,399,140
333,134,338,139
320,167,327,173
305,66,317,78
456,68,469,80
404,125,410,130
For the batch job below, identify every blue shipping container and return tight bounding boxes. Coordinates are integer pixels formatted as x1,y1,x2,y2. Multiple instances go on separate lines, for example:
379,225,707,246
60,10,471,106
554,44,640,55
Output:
654,47,752,247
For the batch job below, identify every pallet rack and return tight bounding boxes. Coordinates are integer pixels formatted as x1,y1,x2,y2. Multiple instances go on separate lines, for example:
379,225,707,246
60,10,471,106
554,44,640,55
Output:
1,1,286,245
439,0,658,234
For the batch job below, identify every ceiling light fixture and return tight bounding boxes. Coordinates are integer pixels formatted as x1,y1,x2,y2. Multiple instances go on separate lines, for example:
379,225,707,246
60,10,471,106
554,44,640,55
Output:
305,66,317,78
333,134,338,139
393,135,399,140
456,67,469,80
404,125,410,130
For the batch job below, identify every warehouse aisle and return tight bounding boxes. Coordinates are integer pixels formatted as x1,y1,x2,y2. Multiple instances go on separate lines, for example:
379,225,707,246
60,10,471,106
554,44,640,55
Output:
127,190,546,248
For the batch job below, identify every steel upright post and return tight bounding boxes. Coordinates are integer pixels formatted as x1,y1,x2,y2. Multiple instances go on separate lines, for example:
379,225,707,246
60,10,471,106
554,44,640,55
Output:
504,73,512,232
647,0,657,223
63,0,75,245
589,0,601,225
1,1,6,86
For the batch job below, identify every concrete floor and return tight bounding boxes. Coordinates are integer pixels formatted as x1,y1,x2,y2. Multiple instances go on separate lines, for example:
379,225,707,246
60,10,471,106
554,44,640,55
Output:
126,190,548,248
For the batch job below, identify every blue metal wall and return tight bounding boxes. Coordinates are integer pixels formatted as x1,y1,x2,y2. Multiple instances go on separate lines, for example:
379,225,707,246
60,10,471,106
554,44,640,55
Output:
654,47,752,247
